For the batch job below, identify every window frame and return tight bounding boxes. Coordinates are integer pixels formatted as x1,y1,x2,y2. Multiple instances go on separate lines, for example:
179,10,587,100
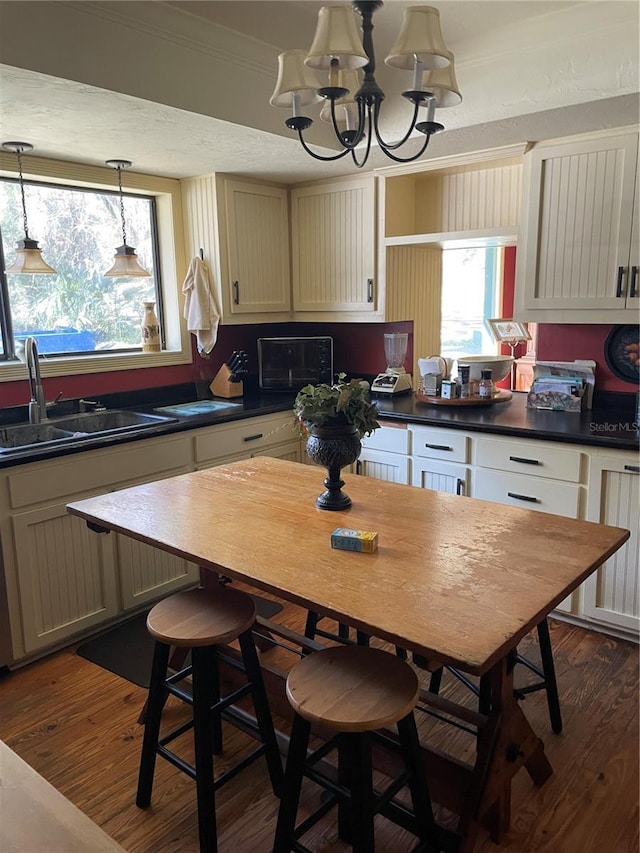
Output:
0,152,191,383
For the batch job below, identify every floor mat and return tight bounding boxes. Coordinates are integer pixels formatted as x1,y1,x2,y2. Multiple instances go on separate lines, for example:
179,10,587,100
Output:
76,593,283,688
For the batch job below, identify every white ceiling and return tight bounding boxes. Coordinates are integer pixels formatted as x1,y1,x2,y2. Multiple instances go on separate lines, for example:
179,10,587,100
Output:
0,1,638,183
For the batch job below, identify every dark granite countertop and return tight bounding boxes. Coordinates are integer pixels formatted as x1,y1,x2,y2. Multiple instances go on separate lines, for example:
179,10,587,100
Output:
372,389,639,451
0,384,637,469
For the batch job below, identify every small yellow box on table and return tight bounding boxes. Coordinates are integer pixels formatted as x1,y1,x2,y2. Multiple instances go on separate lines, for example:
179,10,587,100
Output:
331,528,379,553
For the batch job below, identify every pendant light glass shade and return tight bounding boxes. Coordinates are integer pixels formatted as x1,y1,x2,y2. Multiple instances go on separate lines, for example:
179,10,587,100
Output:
385,6,451,70
2,141,57,275
103,159,150,278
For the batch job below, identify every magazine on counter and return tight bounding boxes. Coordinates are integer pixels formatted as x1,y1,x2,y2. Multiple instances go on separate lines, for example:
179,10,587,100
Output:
527,360,595,411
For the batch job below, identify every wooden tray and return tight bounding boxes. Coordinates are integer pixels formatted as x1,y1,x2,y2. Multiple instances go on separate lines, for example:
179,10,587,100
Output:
415,389,513,407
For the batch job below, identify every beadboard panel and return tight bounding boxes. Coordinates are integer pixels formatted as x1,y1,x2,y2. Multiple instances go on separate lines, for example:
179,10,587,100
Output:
117,536,198,610
385,246,442,384
12,507,118,653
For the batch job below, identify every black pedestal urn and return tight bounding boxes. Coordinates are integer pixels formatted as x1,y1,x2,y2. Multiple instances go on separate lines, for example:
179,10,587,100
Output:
305,424,361,511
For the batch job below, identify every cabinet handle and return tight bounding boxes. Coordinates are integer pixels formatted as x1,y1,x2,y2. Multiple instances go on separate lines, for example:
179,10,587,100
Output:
366,278,374,303
425,443,453,452
630,266,638,298
624,465,640,473
356,460,362,475
233,280,240,305
615,266,625,298
456,478,465,496
243,433,263,442
509,455,540,465
507,491,540,503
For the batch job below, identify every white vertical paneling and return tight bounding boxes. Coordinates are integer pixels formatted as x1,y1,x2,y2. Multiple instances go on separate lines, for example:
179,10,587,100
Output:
292,178,375,313
386,246,441,382
421,470,458,494
599,470,639,618
12,508,118,653
357,449,409,483
117,535,198,610
439,164,522,233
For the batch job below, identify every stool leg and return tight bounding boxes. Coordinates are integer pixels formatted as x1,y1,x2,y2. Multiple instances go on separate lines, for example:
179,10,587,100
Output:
192,645,218,853
346,732,375,853
337,734,353,844
273,713,311,853
210,650,223,755
136,641,170,808
428,667,444,694
338,622,350,640
537,618,563,734
304,611,319,640
238,630,284,796
396,713,437,847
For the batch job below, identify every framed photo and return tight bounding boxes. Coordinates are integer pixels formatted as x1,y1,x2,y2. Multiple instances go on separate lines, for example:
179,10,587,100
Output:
486,318,531,343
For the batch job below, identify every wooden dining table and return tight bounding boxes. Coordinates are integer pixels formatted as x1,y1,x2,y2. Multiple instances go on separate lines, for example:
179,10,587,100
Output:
67,456,629,852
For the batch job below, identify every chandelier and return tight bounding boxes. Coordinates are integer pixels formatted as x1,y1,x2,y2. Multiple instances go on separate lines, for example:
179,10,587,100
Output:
270,2,461,167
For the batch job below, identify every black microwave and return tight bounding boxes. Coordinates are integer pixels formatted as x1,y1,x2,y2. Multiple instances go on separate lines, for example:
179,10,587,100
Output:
257,336,333,391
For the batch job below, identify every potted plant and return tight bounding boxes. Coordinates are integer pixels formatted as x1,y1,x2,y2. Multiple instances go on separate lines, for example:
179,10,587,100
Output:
294,374,380,510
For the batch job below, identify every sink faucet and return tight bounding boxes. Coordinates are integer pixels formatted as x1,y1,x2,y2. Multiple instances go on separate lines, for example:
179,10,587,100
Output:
23,337,47,424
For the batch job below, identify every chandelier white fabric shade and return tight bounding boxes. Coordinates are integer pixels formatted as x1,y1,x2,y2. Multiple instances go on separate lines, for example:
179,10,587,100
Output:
305,5,369,70
269,1,462,168
421,52,462,107
103,159,150,278
2,141,57,275
270,50,324,108
385,6,451,70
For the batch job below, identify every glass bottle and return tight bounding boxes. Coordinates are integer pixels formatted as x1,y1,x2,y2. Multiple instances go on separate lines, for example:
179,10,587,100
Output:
478,368,494,398
141,301,160,352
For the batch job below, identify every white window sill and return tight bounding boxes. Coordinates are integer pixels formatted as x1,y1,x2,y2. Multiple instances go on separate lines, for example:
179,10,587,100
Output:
0,348,193,382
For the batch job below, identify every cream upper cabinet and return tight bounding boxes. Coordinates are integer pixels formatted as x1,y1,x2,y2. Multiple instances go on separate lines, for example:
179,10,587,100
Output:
515,130,639,322
291,175,378,320
181,174,291,324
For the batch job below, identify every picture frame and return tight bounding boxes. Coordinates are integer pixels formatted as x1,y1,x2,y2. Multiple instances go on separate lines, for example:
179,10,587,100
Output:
486,318,531,343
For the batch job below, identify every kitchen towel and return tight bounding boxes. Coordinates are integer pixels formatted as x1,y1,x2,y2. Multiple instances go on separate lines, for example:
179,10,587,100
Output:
182,256,221,355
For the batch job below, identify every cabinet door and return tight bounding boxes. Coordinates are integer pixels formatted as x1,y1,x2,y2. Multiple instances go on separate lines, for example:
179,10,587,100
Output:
584,455,639,633
253,439,303,464
412,457,469,496
117,535,198,611
292,177,376,315
12,505,118,654
225,180,290,314
520,133,638,311
356,448,409,484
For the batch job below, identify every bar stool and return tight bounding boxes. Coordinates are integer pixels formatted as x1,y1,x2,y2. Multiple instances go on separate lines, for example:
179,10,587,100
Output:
419,617,562,733
273,645,438,852
304,611,407,659
136,586,284,853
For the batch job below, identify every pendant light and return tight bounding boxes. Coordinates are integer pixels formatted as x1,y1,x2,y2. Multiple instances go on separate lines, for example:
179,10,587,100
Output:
103,159,150,278
1,141,57,274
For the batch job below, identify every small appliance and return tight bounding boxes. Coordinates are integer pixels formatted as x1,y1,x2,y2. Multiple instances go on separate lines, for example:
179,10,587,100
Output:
258,336,333,391
371,333,413,395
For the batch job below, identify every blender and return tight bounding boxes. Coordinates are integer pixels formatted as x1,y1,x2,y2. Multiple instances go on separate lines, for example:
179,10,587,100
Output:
371,333,413,395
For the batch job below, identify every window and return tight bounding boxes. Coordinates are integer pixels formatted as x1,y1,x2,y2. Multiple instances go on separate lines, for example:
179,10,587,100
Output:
0,177,162,358
440,246,502,360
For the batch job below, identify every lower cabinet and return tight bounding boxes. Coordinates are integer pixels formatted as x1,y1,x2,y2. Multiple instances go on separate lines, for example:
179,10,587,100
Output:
194,412,303,469
410,425,472,496
357,424,410,484
584,452,639,635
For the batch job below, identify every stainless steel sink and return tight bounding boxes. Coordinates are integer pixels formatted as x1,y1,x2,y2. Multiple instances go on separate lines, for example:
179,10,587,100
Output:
0,410,178,453
53,410,177,434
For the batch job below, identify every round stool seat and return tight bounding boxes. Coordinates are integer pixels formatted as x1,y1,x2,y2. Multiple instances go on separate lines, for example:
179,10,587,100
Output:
286,645,419,732
146,586,256,647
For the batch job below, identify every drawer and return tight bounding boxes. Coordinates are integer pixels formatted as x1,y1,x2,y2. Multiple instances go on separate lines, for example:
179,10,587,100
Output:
409,426,469,463
194,414,297,462
475,437,584,483
473,469,582,517
360,424,409,455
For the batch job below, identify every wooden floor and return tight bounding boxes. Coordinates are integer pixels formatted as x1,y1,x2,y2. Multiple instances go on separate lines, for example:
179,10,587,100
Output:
0,591,638,853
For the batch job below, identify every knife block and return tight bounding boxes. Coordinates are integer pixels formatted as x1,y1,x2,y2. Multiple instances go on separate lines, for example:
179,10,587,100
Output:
210,364,243,399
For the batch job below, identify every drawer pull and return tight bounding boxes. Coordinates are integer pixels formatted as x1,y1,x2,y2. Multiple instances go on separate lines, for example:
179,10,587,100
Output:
425,443,453,452
616,265,625,298
456,478,465,496
507,491,540,503
509,455,540,465
624,465,640,473
243,433,263,442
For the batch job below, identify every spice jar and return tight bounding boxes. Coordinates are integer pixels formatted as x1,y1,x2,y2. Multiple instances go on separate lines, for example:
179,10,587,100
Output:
478,368,494,398
458,365,471,398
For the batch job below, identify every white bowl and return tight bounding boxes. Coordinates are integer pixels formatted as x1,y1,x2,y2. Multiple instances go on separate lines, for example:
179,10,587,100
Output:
456,354,514,382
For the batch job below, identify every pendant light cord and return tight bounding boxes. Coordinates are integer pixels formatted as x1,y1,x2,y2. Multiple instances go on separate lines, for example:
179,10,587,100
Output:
116,165,127,246
15,147,30,240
